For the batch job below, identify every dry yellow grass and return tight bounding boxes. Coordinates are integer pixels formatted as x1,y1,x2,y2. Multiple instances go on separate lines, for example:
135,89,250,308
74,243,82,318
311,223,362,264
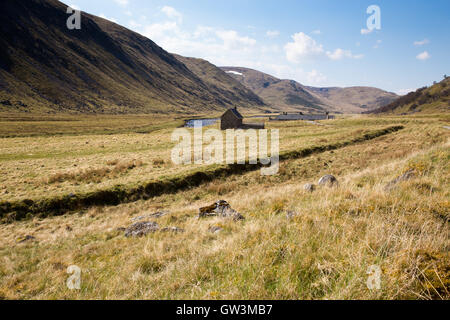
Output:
0,117,401,202
0,115,448,300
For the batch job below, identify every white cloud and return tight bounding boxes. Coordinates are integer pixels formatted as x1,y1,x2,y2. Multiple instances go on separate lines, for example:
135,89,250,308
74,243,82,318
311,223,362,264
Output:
361,28,373,35
161,6,182,23
266,30,280,38
326,48,363,60
311,30,321,35
143,21,179,39
307,69,327,84
216,30,256,49
416,51,431,60
285,32,362,63
114,0,129,7
414,39,429,46
284,32,324,63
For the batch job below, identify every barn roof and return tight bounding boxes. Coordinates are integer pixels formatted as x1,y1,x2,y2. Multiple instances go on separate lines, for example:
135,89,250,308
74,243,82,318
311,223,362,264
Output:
224,108,243,119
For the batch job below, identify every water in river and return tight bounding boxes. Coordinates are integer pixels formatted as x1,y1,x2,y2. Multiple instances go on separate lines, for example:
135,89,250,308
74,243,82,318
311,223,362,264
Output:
184,118,219,128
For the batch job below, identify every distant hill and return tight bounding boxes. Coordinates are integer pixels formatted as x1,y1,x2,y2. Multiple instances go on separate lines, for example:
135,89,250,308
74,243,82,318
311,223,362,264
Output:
173,55,266,111
305,86,398,114
221,67,398,114
0,0,265,114
368,78,450,114
221,67,327,113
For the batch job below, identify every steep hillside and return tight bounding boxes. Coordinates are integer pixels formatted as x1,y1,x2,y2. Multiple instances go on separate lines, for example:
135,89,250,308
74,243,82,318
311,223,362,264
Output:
368,77,450,114
221,67,327,113
173,55,266,110
0,0,265,114
222,67,398,114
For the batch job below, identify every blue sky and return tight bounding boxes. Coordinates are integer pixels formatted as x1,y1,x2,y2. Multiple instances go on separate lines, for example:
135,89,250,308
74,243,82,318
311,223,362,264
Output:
65,0,450,94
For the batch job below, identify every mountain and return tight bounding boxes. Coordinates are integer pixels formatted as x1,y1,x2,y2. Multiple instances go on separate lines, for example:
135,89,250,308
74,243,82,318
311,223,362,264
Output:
368,77,450,114
221,67,398,114
0,0,265,114
305,86,398,114
173,55,266,110
221,67,327,113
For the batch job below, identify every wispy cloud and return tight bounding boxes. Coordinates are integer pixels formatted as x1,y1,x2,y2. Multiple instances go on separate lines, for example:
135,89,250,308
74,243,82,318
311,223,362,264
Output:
416,51,431,60
114,0,129,7
266,30,280,38
307,69,327,84
373,39,382,49
414,39,429,46
161,6,182,23
360,28,373,35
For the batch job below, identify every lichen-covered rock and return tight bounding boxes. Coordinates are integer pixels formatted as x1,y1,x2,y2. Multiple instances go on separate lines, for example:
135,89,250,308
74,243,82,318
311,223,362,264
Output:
199,200,244,221
318,175,339,187
125,221,159,237
384,170,415,191
303,183,316,192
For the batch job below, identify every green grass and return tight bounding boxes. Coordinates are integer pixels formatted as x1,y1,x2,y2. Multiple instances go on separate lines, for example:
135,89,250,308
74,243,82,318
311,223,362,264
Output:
0,114,448,300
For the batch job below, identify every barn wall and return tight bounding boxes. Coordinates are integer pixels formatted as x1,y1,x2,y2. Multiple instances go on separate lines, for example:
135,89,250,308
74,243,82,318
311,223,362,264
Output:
221,111,243,130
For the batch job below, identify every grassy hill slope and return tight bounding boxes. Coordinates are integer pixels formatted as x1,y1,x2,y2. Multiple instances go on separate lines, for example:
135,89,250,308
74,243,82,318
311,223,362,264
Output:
0,0,265,114
173,55,267,111
369,77,450,114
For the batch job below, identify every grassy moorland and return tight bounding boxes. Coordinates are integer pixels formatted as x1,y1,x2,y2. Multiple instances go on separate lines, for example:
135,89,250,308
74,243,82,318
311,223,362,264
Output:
0,113,448,300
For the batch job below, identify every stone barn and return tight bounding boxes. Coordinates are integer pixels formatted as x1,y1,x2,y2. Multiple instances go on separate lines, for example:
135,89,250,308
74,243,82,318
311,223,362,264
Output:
220,108,265,130
221,108,243,130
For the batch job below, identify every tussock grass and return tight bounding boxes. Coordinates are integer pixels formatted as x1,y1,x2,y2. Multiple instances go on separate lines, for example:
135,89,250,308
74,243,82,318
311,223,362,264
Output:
0,115,448,299
0,125,403,222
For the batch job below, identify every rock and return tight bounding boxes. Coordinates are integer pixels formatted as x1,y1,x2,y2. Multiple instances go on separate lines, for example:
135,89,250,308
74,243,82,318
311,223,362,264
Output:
303,183,316,192
124,221,159,237
209,226,224,234
161,227,184,233
318,175,339,187
384,170,415,191
17,235,35,243
199,200,244,221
